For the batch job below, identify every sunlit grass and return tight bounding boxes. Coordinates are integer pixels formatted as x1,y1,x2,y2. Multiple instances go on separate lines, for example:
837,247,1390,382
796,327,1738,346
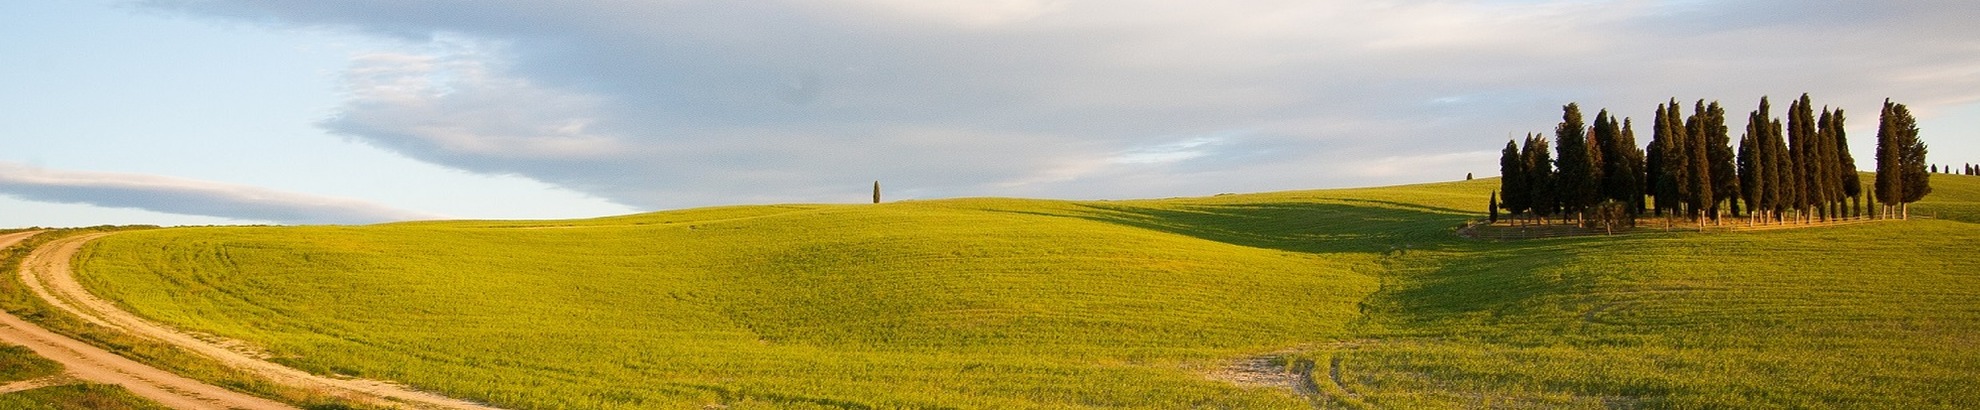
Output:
68,175,1980,409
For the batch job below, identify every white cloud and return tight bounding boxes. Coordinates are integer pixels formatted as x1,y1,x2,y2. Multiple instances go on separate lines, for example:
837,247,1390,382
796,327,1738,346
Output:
0,163,443,225
135,0,1980,208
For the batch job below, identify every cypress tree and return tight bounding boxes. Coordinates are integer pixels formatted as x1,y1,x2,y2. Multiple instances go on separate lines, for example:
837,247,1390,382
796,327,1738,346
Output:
1738,129,1759,221
1782,115,1797,220
1704,101,1738,219
1743,97,1774,223
1500,140,1529,217
1620,118,1646,214
1833,109,1860,217
1595,111,1623,202
1489,191,1500,223
1645,109,1666,215
1556,103,1598,221
1525,134,1558,220
1787,95,1815,222
1875,99,1901,218
873,181,882,204
1686,100,1713,224
1652,102,1685,217
1894,103,1931,217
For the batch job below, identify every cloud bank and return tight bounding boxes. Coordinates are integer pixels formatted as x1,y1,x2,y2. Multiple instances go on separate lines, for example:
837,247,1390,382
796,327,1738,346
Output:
0,163,443,225
141,0,1980,208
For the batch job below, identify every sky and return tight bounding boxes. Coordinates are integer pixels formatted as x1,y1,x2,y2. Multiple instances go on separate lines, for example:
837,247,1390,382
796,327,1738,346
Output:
2,0,1978,227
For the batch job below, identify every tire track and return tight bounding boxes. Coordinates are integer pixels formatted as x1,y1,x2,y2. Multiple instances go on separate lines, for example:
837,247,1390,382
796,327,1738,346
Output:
19,232,503,409
0,230,297,409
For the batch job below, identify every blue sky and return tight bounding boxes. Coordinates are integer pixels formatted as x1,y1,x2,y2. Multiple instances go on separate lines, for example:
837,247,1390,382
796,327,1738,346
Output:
2,0,1977,226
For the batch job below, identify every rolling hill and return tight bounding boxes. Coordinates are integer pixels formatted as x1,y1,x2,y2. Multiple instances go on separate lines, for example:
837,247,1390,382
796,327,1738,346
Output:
60,174,1980,409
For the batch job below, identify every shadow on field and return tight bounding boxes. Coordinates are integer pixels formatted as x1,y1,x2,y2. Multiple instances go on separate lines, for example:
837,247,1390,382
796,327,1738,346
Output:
1044,200,1603,329
1052,202,1475,255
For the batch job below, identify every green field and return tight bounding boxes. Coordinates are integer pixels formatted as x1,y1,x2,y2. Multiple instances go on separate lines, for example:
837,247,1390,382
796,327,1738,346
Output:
67,175,1980,409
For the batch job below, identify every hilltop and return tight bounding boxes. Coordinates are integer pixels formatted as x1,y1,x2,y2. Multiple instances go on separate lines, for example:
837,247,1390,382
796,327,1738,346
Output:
34,174,1980,409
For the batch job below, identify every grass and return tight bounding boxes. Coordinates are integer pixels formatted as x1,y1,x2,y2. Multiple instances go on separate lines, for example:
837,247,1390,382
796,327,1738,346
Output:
58,174,1980,409
0,384,173,410
0,344,62,383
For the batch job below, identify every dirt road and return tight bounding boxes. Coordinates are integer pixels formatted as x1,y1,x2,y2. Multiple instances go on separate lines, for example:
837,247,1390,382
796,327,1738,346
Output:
0,230,298,409
15,232,503,410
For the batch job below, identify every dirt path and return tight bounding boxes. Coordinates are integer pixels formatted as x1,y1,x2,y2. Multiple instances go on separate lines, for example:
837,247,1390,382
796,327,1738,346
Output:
0,231,298,409
16,232,503,410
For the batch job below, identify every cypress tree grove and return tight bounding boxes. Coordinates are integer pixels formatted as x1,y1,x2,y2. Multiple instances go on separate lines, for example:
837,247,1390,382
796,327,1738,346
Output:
1876,99,1901,218
1705,101,1739,220
1556,103,1599,222
1500,140,1530,218
1894,103,1931,218
1524,134,1558,221
1596,111,1643,214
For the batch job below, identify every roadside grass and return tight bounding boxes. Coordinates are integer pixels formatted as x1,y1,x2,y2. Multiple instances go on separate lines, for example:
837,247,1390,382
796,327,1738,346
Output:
63,175,1980,409
0,344,61,383
0,384,172,410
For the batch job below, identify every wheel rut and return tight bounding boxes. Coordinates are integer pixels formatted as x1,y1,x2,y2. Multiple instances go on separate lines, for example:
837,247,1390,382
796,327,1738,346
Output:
7,231,503,409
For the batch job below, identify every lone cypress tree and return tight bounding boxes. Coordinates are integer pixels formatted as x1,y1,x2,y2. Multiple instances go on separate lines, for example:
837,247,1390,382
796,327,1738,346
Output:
1500,140,1530,217
873,181,881,204
1555,103,1599,222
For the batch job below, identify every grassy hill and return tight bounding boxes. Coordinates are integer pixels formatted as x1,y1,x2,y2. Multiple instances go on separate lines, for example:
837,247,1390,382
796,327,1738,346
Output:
67,175,1980,409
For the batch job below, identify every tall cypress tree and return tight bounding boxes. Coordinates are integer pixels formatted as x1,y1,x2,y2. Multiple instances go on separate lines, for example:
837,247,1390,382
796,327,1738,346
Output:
1832,109,1860,217
1596,110,1639,207
1645,110,1667,215
1500,140,1529,217
1524,134,1558,220
1620,118,1646,213
1743,97,1774,222
1893,103,1931,217
1652,102,1686,217
1738,129,1759,221
1704,101,1739,219
1555,103,1598,221
1875,99,1901,218
1686,100,1713,223
1782,116,1797,220
1787,95,1815,221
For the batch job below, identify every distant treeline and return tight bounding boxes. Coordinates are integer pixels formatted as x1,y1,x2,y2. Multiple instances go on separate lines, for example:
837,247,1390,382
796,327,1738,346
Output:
1495,94,1933,226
